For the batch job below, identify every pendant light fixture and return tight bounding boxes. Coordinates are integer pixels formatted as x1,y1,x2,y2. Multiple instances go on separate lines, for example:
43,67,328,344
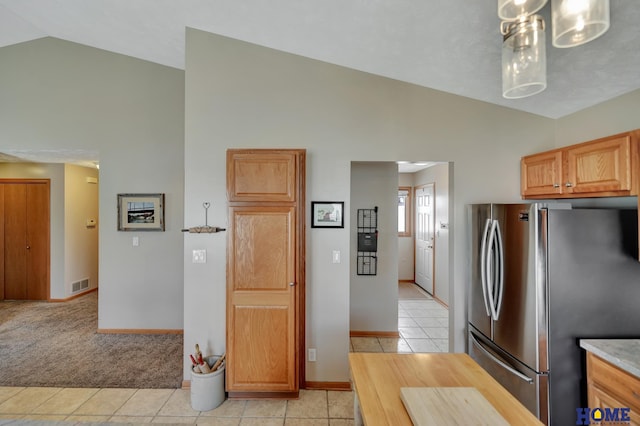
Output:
502,15,547,99
498,0,548,20
498,0,611,98
552,0,610,47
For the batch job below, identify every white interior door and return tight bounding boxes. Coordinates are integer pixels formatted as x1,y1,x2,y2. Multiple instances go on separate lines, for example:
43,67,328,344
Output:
415,184,434,294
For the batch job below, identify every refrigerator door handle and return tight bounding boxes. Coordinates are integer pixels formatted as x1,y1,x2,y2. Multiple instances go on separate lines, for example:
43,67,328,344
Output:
493,219,505,320
470,332,534,384
480,218,491,317
486,220,500,321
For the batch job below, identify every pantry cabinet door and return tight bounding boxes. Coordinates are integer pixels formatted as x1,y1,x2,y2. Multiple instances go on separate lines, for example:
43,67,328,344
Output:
225,148,305,397
226,206,296,393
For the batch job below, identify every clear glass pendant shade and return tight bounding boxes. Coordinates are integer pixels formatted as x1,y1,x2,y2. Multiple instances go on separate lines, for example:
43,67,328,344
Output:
498,0,548,20
502,15,547,99
552,0,610,47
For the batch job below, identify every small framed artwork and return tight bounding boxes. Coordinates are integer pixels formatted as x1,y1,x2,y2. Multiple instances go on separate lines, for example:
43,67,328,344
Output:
311,201,344,228
117,193,165,231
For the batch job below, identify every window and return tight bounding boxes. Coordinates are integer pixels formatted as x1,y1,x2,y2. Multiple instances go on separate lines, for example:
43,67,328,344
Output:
398,187,411,237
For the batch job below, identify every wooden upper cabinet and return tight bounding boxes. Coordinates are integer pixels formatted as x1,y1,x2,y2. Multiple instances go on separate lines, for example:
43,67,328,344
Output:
521,150,563,197
566,135,631,194
521,130,639,199
227,150,298,203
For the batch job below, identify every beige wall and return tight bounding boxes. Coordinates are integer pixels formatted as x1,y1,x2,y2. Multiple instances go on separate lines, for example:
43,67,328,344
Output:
3,29,638,385
64,164,99,297
183,28,556,382
350,162,399,333
0,38,185,328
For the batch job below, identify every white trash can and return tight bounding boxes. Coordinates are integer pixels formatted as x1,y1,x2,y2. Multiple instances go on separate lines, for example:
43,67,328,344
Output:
190,355,225,411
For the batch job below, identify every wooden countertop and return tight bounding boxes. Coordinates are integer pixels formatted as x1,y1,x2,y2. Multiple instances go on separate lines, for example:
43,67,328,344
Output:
349,352,543,426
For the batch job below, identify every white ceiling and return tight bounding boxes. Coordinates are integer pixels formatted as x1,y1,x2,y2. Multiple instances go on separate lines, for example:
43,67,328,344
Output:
0,0,639,165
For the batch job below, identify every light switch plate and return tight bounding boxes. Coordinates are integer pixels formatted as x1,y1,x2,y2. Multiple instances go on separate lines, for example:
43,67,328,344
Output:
192,249,206,263
132,236,139,247
332,250,341,264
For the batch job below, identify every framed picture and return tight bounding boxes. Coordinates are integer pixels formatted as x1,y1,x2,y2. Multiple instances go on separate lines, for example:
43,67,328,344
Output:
117,193,165,231
311,201,344,228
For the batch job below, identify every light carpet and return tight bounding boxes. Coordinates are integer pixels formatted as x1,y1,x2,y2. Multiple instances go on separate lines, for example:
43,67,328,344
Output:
0,291,183,388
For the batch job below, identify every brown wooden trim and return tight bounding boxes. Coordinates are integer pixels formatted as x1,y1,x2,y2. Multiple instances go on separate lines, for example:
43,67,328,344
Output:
0,179,51,184
182,380,191,390
49,287,97,302
97,328,184,335
228,391,299,400
398,279,414,283
398,186,412,237
350,330,400,338
304,381,352,391
297,150,306,390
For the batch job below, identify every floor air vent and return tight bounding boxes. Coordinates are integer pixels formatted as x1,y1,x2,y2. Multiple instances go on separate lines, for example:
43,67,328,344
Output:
72,278,90,293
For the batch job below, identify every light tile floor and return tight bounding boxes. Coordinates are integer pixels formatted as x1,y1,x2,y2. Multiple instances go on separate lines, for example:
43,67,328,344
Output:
0,285,447,425
350,289,449,354
0,387,355,425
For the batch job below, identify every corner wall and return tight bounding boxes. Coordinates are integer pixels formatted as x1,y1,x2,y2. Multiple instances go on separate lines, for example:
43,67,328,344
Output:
0,38,185,328
64,165,99,297
350,162,399,333
183,28,555,383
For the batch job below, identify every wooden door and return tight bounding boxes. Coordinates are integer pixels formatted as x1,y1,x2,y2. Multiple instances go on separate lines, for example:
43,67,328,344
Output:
1,180,50,301
414,184,434,295
226,149,305,397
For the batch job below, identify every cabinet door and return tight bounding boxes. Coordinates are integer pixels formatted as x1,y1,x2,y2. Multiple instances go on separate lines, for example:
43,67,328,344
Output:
521,151,563,197
227,150,298,202
589,384,640,426
226,206,297,393
226,149,304,397
4,184,27,299
566,135,631,194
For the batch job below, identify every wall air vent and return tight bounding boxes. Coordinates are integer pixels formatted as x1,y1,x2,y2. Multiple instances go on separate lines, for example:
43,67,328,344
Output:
72,278,90,293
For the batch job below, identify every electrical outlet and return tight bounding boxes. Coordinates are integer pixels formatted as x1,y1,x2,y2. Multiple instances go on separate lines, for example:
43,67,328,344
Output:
308,348,317,362
192,249,206,263
132,236,139,247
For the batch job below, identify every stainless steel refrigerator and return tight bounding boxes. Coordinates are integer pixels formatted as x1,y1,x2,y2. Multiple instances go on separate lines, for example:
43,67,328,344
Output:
467,203,640,426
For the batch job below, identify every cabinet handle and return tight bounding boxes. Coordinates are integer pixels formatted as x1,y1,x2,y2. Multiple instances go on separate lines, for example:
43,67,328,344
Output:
565,182,573,187
553,183,560,188
289,282,296,287
26,245,31,250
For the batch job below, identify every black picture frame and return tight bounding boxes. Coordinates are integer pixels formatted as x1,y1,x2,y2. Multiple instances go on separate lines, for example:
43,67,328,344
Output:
311,201,344,228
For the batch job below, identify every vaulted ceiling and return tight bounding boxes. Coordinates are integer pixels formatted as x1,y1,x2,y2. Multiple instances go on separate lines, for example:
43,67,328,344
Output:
1,0,639,121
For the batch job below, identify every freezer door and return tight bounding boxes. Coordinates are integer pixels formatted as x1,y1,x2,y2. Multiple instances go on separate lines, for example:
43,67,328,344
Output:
469,328,549,425
492,204,548,373
468,204,492,339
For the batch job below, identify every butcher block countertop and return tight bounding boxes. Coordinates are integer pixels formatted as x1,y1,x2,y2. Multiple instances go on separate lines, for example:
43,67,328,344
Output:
349,353,542,426
580,339,640,379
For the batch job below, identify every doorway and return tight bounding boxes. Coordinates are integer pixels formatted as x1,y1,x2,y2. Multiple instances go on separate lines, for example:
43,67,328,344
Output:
349,161,451,352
